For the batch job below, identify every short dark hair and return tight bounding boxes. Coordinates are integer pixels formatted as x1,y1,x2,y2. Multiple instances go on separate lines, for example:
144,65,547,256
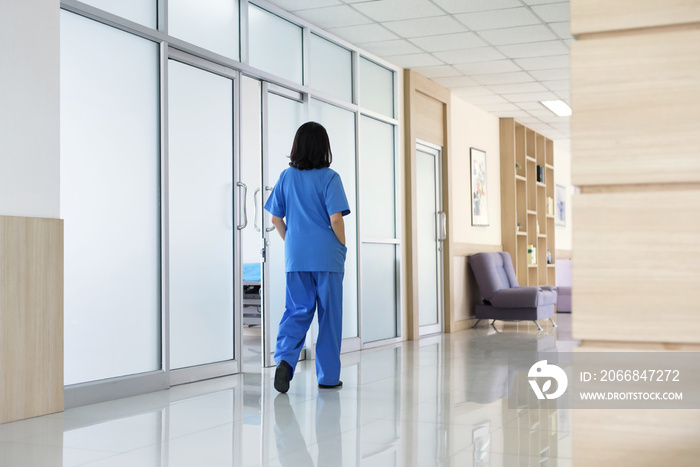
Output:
289,121,332,170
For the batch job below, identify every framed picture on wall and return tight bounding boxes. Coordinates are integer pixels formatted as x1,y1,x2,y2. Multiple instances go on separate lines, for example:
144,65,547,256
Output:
555,184,566,226
470,147,489,226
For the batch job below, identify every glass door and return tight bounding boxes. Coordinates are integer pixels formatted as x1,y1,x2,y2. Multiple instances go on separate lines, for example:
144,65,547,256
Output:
416,142,444,336
168,57,238,383
261,85,306,367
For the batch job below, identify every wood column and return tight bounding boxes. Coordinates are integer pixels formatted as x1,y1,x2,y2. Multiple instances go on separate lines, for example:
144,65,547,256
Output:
570,0,700,463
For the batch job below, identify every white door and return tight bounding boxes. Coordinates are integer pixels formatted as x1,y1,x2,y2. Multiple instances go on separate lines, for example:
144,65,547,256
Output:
416,142,445,336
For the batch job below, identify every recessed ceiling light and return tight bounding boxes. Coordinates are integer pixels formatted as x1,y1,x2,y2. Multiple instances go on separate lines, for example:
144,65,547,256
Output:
540,100,572,117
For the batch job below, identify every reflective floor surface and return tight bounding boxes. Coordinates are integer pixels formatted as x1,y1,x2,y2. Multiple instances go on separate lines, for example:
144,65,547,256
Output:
1,315,577,466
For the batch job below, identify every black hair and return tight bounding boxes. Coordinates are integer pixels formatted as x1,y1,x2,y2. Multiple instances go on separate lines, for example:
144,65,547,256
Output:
288,121,332,170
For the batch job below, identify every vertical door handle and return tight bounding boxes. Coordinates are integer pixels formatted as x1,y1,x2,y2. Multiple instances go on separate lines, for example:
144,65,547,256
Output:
253,188,261,232
236,182,247,230
438,211,447,241
264,186,275,232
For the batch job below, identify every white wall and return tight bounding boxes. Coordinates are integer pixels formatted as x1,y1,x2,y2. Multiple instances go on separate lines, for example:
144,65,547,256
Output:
553,139,573,252
0,0,60,218
450,96,501,246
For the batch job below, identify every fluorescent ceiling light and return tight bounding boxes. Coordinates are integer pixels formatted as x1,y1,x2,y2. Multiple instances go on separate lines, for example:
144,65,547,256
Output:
540,100,572,117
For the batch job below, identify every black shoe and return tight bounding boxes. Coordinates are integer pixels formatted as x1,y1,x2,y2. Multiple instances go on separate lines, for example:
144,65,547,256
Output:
318,381,343,389
274,361,292,393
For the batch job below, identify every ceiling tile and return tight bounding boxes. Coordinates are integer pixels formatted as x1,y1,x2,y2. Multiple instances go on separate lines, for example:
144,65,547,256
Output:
477,24,557,46
529,67,569,80
472,71,534,85
383,15,467,38
384,53,444,68
463,93,510,105
497,40,569,58
505,90,558,102
361,39,423,56
542,79,569,91
432,75,479,87
451,87,498,98
351,0,445,22
528,109,558,118
549,21,572,39
521,0,568,5
454,8,540,31
409,32,487,52
532,3,571,22
294,5,373,28
517,102,546,111
491,109,533,118
327,23,399,44
514,54,569,70
488,81,548,94
265,0,343,11
453,60,522,75
433,46,506,64
432,0,522,14
479,102,521,111
411,65,463,78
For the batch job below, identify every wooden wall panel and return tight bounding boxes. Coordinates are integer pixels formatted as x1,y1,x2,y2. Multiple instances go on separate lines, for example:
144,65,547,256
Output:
572,191,700,344
571,27,700,186
413,91,445,147
571,0,700,35
0,216,63,424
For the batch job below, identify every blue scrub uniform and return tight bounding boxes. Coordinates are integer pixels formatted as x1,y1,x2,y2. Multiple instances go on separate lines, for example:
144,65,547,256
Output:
264,167,350,386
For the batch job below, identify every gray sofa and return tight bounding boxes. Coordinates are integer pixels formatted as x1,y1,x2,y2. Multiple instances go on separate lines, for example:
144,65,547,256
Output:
469,251,557,330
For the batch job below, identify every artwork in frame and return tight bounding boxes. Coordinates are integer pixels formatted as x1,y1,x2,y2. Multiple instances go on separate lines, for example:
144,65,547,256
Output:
470,147,489,226
555,184,566,226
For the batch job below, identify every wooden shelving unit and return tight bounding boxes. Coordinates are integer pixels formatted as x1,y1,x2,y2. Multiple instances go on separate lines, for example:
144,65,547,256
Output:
500,118,556,287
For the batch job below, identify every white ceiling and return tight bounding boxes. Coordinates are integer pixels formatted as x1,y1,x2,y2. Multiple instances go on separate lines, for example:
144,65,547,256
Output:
264,0,572,141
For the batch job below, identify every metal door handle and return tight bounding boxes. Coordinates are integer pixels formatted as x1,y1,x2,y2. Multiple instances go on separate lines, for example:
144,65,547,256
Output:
236,182,247,230
264,186,276,232
253,188,261,232
438,211,447,241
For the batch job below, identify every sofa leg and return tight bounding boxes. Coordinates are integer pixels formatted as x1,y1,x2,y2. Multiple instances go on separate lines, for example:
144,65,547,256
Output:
533,320,543,331
471,319,482,329
490,320,498,330
549,317,558,328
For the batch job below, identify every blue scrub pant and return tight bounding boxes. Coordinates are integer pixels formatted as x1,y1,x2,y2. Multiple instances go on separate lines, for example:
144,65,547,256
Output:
275,271,344,386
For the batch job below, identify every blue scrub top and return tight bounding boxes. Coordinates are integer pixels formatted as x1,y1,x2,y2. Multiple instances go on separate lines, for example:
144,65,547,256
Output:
264,167,350,273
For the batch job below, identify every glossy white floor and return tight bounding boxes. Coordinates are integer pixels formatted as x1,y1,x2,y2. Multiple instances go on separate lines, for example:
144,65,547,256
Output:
1,315,576,466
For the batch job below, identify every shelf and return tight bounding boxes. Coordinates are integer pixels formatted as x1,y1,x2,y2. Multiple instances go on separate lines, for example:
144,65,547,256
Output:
517,231,527,236
528,264,538,268
545,163,554,170
536,182,546,188
515,175,526,182
538,234,547,238
546,214,554,219
547,264,556,267
526,156,536,163
527,210,537,215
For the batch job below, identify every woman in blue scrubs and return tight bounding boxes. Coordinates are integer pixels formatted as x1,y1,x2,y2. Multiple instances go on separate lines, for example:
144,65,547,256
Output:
264,121,350,393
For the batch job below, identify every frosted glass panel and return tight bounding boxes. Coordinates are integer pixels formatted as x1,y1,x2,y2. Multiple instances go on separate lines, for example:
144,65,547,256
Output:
361,244,397,343
266,93,305,353
249,5,303,84
360,116,395,239
310,99,358,339
80,0,156,28
416,149,439,327
360,58,394,118
169,60,234,369
61,11,160,385
169,0,239,60
309,34,352,102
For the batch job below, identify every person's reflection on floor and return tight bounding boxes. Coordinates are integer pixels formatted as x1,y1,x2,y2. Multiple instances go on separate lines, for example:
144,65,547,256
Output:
273,390,342,467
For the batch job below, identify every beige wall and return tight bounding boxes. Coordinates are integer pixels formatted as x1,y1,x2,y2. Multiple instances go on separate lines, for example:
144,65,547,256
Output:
450,96,502,247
